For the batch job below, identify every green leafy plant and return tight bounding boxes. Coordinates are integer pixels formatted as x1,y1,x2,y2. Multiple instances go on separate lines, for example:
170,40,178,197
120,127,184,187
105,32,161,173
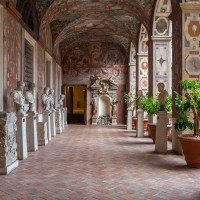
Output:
165,94,172,113
123,92,135,109
174,79,200,137
140,94,160,116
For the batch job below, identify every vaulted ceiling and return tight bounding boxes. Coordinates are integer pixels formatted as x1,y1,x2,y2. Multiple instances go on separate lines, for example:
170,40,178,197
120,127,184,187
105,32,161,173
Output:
16,0,157,59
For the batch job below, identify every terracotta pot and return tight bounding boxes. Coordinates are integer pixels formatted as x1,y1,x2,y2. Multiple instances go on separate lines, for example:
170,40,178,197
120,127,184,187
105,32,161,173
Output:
132,117,149,131
147,123,172,144
178,135,200,168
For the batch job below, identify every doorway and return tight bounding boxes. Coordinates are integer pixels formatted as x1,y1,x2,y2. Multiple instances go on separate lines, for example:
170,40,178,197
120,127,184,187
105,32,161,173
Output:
66,85,86,124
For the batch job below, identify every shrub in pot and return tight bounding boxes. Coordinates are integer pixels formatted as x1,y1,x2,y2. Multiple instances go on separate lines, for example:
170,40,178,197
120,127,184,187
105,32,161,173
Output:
174,79,200,168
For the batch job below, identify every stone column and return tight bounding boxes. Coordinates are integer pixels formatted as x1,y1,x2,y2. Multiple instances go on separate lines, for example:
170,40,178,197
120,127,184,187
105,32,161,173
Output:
26,111,38,152
43,111,51,141
37,122,48,146
0,112,19,175
172,118,182,154
61,109,65,131
136,109,144,138
56,109,63,134
155,111,167,154
127,107,132,130
16,113,28,160
50,111,56,137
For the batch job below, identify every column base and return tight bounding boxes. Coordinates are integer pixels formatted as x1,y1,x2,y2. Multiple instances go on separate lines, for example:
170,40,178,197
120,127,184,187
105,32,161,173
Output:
0,160,19,175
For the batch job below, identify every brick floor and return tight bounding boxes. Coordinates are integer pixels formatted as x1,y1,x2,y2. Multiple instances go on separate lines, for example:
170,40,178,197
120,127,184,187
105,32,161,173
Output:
0,125,200,200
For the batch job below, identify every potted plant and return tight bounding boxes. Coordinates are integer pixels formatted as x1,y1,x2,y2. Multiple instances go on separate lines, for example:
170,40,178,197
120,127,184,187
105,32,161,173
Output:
140,94,172,143
174,79,200,168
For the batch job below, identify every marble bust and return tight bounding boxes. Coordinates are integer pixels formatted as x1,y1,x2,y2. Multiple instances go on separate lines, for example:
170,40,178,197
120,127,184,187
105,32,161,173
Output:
157,82,168,111
25,82,36,112
41,87,51,112
49,88,56,111
10,81,26,114
58,94,65,109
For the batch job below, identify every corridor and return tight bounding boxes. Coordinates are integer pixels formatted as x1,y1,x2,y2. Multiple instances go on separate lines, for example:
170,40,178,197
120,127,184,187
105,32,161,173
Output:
0,125,200,200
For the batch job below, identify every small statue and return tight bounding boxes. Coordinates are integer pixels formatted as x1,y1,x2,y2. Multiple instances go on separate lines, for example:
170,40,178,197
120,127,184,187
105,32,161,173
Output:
91,97,97,117
109,75,117,86
25,82,36,112
10,81,26,114
157,82,168,111
49,88,56,111
58,94,65,109
41,88,51,112
111,98,118,117
127,92,134,109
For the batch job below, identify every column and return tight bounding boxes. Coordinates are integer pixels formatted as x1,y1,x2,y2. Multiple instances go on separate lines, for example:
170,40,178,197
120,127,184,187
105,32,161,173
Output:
16,113,28,160
26,111,38,152
155,111,167,154
136,109,144,138
43,111,51,141
0,112,19,175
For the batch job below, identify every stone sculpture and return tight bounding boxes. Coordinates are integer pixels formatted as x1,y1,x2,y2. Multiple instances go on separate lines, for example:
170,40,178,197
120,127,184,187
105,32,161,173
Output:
109,75,117,86
91,97,97,117
157,82,169,111
25,82,36,112
111,98,118,117
137,90,144,109
41,88,51,112
49,88,56,111
10,81,26,114
58,94,65,109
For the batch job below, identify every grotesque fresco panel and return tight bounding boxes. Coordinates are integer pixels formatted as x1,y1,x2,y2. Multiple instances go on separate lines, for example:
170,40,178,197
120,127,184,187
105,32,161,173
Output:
4,12,22,112
63,42,128,84
37,44,45,113
183,12,200,79
139,57,148,94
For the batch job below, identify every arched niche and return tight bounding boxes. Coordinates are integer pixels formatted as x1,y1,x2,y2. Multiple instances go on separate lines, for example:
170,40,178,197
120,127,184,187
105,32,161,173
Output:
98,95,111,117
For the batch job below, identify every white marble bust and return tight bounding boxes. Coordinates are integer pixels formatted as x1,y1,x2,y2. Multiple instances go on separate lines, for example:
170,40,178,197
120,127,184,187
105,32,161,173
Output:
41,87,51,112
58,94,65,109
49,88,56,111
10,81,26,114
25,82,36,112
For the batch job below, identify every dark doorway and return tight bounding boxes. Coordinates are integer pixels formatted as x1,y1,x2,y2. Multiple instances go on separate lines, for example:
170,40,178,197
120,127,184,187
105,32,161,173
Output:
66,85,86,124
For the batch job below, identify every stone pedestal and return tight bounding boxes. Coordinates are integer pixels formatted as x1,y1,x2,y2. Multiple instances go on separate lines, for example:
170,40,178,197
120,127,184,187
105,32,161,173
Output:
50,111,56,137
43,111,51,141
92,116,97,125
172,118,183,154
127,107,132,130
60,109,65,131
56,109,63,134
0,112,19,175
155,111,167,154
16,113,28,160
37,122,48,146
63,107,68,127
111,117,117,125
26,111,38,152
136,109,144,138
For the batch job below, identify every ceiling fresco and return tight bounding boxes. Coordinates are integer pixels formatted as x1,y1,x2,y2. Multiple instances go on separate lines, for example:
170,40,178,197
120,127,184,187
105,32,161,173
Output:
17,0,157,65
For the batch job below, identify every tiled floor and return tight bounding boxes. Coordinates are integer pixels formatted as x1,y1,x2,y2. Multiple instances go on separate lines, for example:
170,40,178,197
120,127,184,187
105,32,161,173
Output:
0,125,200,200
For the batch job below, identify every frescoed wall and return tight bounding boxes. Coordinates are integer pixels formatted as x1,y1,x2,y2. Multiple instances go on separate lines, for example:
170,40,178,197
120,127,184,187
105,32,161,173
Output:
63,42,128,124
138,25,148,94
181,2,200,80
3,11,22,112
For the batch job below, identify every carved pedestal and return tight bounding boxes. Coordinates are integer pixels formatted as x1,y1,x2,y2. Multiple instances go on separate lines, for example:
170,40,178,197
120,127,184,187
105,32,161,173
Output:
16,113,28,160
127,107,132,130
155,111,168,154
63,107,68,127
111,117,117,125
56,109,62,134
50,111,56,137
37,122,48,146
136,109,144,138
0,112,19,175
26,111,38,152
43,111,51,141
61,109,65,131
92,116,97,125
